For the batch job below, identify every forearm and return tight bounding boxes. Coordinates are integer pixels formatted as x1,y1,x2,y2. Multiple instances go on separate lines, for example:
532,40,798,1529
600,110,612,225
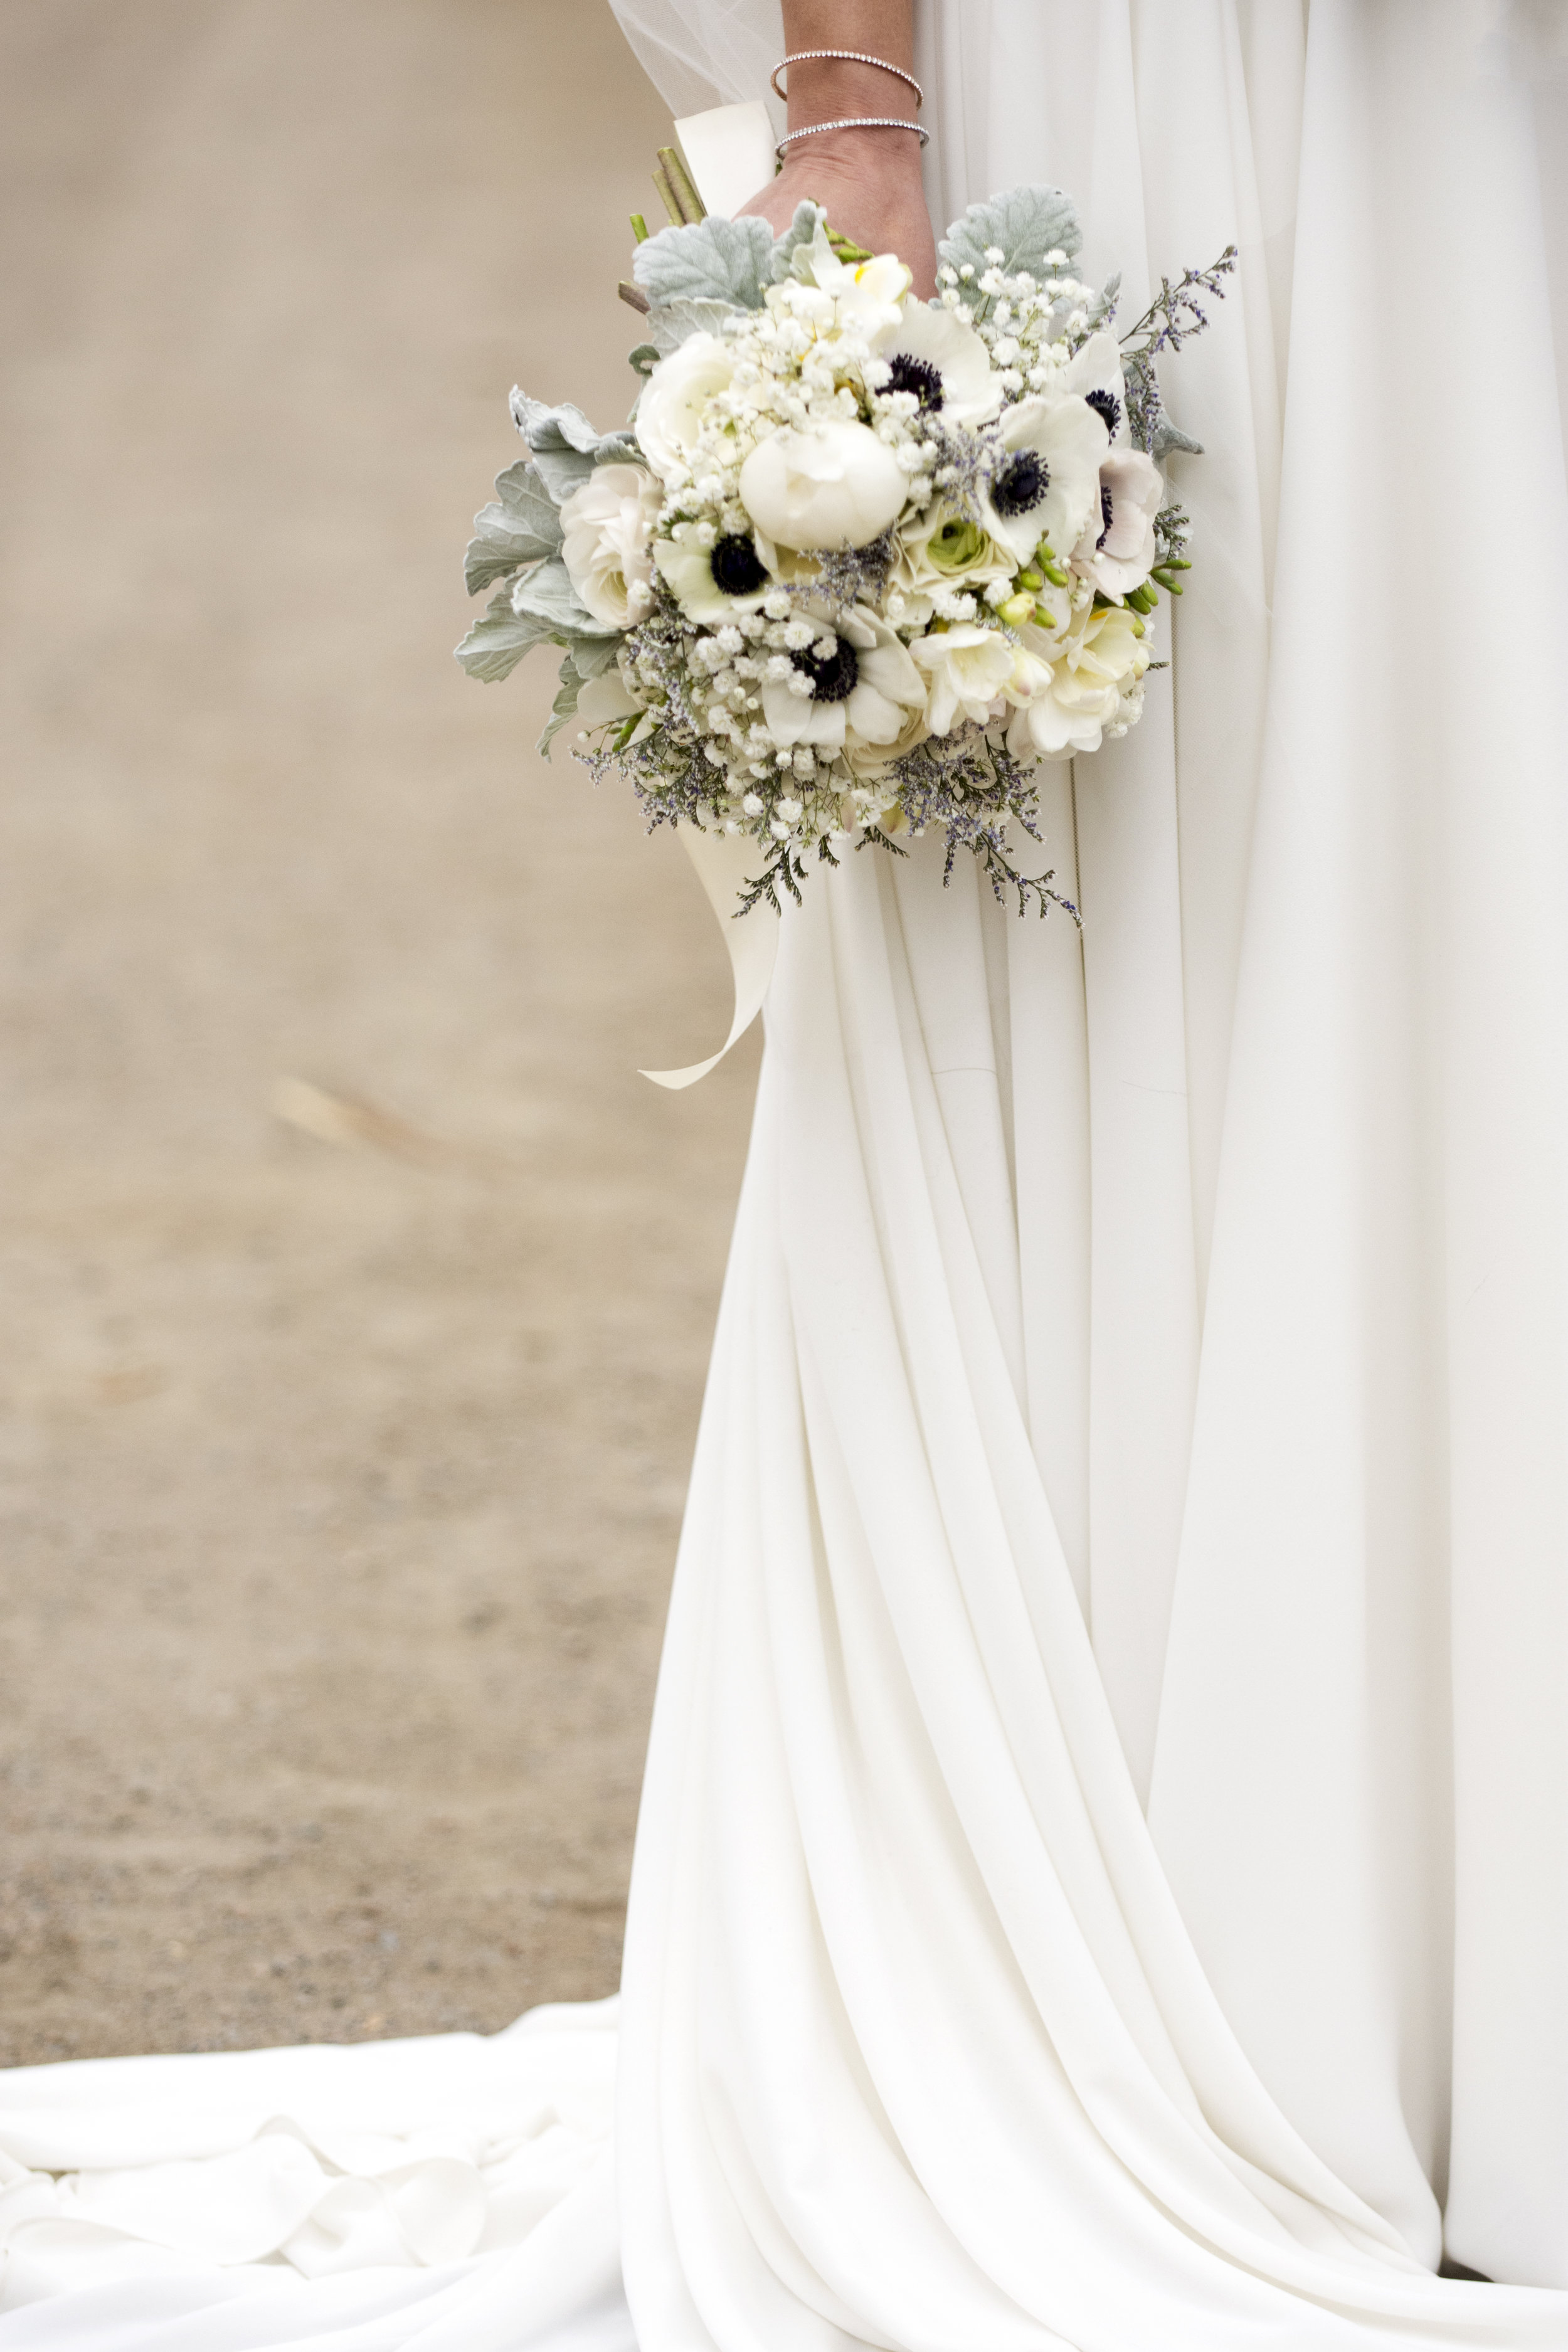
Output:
777,0,919,161
738,0,935,294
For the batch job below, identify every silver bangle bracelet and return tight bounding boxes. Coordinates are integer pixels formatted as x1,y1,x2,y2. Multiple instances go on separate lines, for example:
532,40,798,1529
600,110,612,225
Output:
775,116,929,157
770,51,924,110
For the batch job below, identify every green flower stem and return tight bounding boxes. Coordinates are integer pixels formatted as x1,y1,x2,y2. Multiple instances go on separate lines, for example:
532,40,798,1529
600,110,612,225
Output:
630,212,650,243
656,146,706,224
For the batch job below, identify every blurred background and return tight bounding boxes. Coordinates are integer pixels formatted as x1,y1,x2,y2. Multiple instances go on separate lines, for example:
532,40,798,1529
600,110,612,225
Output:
0,0,758,2062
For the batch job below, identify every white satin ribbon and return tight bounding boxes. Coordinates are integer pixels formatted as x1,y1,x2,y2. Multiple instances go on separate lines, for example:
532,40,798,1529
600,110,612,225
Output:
641,827,780,1089
640,108,783,1091
672,102,777,219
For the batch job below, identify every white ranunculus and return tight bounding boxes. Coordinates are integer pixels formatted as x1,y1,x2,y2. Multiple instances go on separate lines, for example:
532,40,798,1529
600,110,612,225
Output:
981,394,1110,565
869,299,1002,426
635,333,734,482
909,622,1016,735
891,503,1014,625
1072,447,1163,596
738,421,907,551
558,464,663,629
760,604,926,755
1005,603,1150,759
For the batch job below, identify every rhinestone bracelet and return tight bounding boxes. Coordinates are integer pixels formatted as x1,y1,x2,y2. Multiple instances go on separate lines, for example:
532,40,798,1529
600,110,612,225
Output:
770,50,924,109
775,115,929,158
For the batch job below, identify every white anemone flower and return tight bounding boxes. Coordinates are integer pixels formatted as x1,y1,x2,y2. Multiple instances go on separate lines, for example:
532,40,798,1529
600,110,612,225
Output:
1005,604,1149,759
1056,329,1131,446
655,526,778,623
760,605,925,754
1073,447,1164,597
867,299,1002,427
635,333,734,483
558,465,663,629
739,420,907,551
981,393,1110,565
909,622,1016,735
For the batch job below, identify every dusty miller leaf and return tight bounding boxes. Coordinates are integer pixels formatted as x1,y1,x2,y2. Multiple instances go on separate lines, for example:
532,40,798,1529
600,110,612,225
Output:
768,201,829,282
938,185,1082,282
507,391,639,501
509,557,617,642
1084,271,1121,331
453,586,558,684
538,656,585,759
632,214,775,309
534,642,623,757
464,460,563,595
1152,416,1204,458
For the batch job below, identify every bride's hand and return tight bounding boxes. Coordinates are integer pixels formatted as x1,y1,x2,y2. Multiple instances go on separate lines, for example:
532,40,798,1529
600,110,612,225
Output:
736,130,938,300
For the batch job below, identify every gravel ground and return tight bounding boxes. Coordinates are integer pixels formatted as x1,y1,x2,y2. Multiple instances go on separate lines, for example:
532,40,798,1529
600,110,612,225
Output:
0,0,757,2063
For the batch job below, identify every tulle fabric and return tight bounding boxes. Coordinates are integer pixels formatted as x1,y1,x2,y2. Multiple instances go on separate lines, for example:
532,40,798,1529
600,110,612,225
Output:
4,3,1568,2343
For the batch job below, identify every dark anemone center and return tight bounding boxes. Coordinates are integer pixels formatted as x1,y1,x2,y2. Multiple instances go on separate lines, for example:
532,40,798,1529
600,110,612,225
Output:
991,450,1049,517
884,353,945,411
709,532,768,596
1086,387,1123,439
792,636,859,704
1096,482,1115,549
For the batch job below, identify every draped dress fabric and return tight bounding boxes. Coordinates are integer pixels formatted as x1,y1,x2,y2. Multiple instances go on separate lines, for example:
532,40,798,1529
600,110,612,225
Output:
3,3,1568,2345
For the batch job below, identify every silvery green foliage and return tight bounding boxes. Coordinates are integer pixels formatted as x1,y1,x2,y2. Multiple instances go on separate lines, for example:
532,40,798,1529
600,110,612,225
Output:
464,459,562,595
939,185,1081,283
509,391,639,501
1084,272,1121,331
628,296,743,376
632,213,776,310
1152,415,1204,458
509,556,609,638
454,588,559,684
537,638,620,759
769,201,830,282
647,297,743,354
455,558,617,686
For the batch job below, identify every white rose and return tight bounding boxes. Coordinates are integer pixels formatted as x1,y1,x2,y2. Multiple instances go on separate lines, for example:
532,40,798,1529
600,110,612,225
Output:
908,623,1017,735
635,334,734,483
739,421,907,551
558,464,663,630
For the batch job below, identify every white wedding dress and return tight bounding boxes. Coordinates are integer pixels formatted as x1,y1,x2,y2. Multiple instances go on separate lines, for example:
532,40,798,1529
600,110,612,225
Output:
5,3,1568,2344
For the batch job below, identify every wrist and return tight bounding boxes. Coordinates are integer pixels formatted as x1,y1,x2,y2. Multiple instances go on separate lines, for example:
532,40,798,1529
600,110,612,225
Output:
783,53,918,132
779,124,925,180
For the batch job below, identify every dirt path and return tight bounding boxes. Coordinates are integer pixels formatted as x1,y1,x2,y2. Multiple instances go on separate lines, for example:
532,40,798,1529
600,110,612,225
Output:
0,0,756,2062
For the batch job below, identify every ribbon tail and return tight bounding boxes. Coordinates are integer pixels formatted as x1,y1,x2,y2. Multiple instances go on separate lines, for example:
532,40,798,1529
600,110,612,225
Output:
671,102,777,219
640,827,780,1091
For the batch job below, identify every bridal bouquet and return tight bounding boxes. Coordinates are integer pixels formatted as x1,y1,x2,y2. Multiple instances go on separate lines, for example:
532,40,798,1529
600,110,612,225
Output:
459,177,1232,918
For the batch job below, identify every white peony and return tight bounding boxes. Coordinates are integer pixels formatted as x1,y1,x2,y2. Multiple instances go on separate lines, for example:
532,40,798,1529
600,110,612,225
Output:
981,393,1110,565
558,464,663,629
868,299,1002,426
1005,603,1150,759
760,604,926,755
635,333,734,483
1072,447,1163,597
909,622,1016,734
739,421,908,551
